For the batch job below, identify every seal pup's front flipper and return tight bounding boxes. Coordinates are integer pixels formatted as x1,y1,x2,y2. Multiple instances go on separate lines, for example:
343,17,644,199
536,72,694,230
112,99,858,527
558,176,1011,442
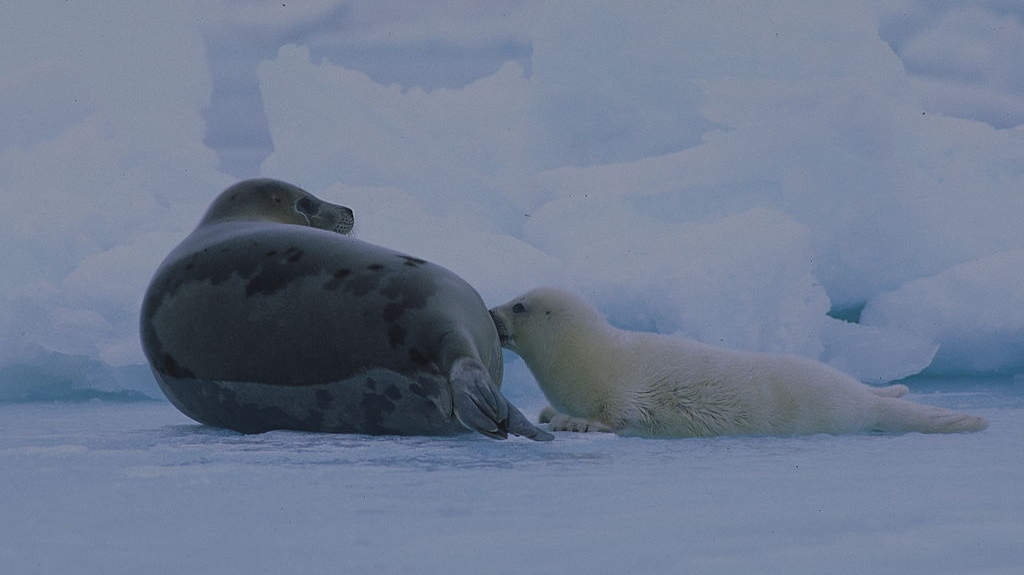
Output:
537,405,614,432
449,357,554,441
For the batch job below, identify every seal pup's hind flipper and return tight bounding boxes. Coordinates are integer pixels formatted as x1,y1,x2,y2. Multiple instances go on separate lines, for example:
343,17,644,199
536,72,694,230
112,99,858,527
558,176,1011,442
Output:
870,384,910,398
873,398,988,434
449,357,554,441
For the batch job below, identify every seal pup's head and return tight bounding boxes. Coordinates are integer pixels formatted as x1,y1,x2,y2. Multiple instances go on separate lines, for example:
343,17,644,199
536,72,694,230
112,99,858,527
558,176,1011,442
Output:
489,287,608,356
199,178,354,234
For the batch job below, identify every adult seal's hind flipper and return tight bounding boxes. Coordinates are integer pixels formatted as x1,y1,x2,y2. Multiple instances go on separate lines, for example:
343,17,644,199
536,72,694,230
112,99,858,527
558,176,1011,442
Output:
449,357,553,441
140,178,550,441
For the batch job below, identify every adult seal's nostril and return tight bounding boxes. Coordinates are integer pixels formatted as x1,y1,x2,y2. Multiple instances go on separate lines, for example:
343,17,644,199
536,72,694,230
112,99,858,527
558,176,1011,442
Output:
139,178,549,441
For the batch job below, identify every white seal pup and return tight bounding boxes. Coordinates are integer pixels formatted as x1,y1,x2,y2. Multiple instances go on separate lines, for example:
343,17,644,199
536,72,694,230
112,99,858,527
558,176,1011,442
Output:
489,287,988,437
141,179,551,441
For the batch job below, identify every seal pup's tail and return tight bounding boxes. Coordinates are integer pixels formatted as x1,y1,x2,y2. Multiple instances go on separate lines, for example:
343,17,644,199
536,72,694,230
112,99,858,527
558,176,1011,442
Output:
449,357,554,441
873,398,988,434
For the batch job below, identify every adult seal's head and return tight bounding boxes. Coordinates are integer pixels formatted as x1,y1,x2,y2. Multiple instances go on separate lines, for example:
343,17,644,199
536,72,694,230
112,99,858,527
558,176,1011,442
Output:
199,178,354,233
140,178,550,441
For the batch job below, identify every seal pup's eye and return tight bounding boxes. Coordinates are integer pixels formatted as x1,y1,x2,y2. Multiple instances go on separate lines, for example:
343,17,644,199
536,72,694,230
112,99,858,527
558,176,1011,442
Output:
512,303,526,314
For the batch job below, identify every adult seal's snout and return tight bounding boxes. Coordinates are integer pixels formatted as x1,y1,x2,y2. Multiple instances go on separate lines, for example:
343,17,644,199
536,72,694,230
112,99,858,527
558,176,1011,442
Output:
139,178,549,441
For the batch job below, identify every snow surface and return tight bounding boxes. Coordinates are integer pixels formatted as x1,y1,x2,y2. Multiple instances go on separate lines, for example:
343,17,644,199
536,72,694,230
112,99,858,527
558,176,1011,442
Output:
1,380,1021,575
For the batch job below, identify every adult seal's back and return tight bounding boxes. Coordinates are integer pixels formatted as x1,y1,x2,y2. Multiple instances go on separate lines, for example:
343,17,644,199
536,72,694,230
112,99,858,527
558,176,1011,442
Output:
140,178,551,441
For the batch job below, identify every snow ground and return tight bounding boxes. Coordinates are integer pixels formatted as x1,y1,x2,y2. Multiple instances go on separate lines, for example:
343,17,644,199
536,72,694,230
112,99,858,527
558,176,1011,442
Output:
1,380,1020,575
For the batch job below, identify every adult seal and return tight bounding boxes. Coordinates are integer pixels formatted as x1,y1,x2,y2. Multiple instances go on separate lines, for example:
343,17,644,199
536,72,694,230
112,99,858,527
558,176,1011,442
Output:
140,178,551,441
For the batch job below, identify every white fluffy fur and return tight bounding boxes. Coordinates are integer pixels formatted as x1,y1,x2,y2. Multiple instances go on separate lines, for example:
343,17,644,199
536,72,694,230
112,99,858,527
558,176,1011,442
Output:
490,287,988,437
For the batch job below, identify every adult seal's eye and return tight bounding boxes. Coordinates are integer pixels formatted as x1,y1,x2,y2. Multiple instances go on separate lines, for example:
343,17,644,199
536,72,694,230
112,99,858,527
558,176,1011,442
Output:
512,303,526,314
295,196,321,217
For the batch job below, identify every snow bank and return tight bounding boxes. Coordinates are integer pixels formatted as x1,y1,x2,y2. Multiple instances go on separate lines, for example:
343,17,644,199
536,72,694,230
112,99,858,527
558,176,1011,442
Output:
2,1,1024,402
862,251,1024,376
0,2,230,398
257,2,1015,384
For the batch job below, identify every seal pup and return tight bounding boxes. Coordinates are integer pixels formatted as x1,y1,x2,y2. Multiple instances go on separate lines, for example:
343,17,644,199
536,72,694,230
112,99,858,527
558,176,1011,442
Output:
490,287,987,437
140,178,551,441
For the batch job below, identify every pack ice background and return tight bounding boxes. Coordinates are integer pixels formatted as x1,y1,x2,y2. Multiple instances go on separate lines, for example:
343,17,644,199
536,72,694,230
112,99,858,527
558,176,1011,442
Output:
3,1,1024,397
